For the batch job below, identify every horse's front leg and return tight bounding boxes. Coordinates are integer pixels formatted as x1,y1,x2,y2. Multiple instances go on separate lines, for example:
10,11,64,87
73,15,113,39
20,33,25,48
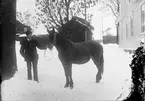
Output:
62,62,70,88
62,62,73,89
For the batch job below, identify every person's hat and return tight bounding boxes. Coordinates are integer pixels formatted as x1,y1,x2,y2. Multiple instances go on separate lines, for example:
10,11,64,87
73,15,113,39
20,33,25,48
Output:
25,30,32,36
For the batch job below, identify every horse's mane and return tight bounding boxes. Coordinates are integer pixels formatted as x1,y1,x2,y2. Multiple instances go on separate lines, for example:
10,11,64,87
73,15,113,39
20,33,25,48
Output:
57,33,74,45
56,33,74,51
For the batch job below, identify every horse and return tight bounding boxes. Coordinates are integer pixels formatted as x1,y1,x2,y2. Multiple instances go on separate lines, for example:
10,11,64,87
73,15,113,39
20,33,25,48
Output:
47,28,104,89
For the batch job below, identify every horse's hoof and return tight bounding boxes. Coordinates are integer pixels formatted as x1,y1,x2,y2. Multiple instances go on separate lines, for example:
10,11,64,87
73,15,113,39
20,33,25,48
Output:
70,85,74,89
69,83,74,89
64,84,69,88
96,79,100,83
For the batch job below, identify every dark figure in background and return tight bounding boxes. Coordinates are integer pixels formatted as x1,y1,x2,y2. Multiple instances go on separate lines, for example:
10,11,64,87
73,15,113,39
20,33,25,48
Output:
20,28,40,82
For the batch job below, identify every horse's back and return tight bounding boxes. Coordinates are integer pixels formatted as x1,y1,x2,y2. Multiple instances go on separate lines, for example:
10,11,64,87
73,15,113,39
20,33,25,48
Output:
74,40,103,51
74,40,103,57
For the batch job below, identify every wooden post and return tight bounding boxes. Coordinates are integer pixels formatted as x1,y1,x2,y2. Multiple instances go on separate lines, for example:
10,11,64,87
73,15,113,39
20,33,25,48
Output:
1,0,17,80
116,23,119,44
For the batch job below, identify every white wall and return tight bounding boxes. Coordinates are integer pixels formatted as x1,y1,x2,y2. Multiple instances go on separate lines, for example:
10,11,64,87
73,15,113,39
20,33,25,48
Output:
118,0,145,49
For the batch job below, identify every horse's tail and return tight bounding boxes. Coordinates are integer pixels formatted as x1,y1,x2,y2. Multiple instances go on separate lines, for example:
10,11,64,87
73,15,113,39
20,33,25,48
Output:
100,54,104,74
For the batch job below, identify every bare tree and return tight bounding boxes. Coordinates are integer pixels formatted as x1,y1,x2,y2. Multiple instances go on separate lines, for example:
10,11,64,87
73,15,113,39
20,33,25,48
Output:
35,0,98,29
98,0,119,18
17,11,40,29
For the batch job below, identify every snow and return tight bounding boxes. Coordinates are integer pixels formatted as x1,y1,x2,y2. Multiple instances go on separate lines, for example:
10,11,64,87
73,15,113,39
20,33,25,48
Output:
1,42,133,101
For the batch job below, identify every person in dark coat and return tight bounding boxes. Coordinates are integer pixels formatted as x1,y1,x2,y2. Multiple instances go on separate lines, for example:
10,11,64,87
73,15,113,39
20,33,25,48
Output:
20,28,41,82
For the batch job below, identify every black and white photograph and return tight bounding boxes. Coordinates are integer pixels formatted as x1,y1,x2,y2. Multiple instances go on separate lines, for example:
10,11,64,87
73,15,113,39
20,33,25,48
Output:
1,0,145,101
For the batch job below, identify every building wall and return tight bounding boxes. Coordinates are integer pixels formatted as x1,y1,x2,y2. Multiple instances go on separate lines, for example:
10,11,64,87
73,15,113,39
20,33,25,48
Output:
117,0,145,50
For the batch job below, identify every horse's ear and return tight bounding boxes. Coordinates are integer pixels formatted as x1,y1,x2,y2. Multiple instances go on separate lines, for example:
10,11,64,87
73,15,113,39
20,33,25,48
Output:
52,27,55,33
46,28,51,34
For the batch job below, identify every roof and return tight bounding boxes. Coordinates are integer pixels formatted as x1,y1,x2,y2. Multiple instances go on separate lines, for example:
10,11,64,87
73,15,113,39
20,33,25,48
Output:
16,20,32,34
71,16,94,30
58,17,94,37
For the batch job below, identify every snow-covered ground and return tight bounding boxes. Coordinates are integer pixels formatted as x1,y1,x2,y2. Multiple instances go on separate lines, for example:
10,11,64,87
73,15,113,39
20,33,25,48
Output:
1,42,133,101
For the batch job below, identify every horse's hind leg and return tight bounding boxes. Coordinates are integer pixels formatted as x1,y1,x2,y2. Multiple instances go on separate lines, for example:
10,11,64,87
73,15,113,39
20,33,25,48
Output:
68,65,74,89
64,70,70,88
92,57,103,83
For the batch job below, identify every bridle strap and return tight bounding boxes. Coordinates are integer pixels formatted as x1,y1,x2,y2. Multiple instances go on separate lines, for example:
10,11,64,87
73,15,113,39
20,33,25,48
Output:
53,32,57,45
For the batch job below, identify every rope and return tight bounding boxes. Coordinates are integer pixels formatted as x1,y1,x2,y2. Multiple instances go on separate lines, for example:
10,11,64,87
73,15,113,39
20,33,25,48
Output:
44,48,53,61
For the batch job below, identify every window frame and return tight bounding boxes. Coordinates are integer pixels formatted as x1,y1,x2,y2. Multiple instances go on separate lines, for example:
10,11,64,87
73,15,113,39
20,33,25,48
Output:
130,16,134,36
141,2,145,33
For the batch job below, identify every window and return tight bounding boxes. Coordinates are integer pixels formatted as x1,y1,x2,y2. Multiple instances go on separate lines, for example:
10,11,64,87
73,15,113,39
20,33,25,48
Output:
120,22,123,40
141,3,145,33
126,23,128,38
130,16,134,36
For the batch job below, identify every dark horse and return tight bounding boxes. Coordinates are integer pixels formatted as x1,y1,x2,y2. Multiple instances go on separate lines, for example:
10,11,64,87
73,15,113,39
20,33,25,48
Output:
47,28,104,89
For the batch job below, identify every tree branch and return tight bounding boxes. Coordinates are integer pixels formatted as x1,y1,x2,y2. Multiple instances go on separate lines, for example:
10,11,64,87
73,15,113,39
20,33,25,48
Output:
47,2,60,27
51,1,62,25
64,0,71,22
36,0,97,28
106,3,118,17
58,8,64,25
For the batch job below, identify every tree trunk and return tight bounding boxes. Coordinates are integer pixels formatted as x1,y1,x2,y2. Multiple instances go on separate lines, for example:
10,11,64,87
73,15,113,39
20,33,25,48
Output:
1,0,17,81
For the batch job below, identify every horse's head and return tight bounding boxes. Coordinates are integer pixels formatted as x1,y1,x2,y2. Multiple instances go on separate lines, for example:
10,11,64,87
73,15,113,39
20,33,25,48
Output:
47,27,57,47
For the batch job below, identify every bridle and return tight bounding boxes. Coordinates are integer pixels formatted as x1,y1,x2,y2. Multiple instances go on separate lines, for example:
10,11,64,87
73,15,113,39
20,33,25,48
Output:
44,33,54,61
52,31,57,45
44,48,53,61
